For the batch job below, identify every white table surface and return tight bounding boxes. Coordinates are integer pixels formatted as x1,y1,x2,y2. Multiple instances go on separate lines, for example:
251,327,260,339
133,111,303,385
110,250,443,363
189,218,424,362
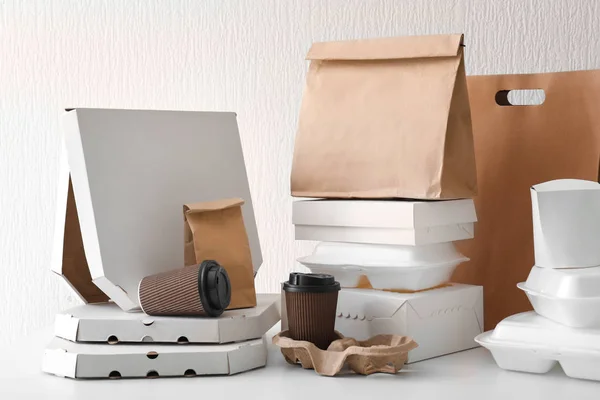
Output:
1,325,599,400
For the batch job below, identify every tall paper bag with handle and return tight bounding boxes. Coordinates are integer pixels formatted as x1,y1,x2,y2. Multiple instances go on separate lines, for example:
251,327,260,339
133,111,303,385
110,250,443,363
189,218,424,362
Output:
454,70,600,330
291,34,477,199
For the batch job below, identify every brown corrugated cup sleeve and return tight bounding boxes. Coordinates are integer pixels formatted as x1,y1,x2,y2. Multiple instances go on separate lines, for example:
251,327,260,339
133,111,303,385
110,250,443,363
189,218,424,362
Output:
284,273,341,350
138,260,231,317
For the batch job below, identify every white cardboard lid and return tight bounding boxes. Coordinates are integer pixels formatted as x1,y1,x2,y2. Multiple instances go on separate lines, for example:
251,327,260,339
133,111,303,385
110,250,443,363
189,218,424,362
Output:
42,336,267,379
292,199,477,228
531,179,600,268
524,266,600,298
61,109,262,311
488,311,600,351
55,294,280,344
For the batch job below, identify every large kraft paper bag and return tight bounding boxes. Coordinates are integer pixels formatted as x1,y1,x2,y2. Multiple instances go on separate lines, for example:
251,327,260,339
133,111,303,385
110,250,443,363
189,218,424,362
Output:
291,34,477,199
184,198,256,309
454,70,600,330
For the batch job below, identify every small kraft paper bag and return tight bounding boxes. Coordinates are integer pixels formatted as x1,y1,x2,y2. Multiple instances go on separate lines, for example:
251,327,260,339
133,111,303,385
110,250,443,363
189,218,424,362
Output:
184,198,256,309
454,70,600,330
291,34,477,199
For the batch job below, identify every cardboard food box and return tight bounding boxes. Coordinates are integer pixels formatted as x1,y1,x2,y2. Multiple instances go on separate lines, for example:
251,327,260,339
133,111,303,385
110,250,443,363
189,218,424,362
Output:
291,34,477,199
57,109,262,311
292,199,477,245
42,336,267,379
531,179,600,268
282,284,482,363
54,294,280,344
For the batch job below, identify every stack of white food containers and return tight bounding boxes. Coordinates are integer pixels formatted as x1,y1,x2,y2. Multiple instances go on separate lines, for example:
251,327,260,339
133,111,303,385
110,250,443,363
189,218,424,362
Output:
290,199,484,363
477,179,600,381
43,109,280,379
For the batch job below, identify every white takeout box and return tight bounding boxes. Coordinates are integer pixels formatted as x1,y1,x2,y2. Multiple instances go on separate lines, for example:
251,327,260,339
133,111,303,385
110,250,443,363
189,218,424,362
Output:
517,266,600,328
281,284,483,363
292,199,477,245
476,311,600,382
57,109,262,311
297,242,468,290
42,336,267,379
531,179,600,268
54,294,280,344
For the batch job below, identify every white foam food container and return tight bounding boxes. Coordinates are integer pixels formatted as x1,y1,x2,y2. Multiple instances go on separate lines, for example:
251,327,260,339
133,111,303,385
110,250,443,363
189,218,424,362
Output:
55,294,280,344
297,242,468,290
531,179,600,268
517,266,600,328
59,109,262,311
292,199,477,245
282,284,483,363
42,336,267,379
476,311,600,382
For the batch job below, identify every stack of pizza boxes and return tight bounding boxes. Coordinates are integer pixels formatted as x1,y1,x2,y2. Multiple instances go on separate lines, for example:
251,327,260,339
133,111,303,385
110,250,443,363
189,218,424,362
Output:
44,109,280,379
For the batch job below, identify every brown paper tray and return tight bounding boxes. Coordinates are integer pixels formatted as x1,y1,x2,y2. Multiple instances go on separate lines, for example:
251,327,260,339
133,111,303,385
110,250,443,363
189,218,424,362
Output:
272,330,418,376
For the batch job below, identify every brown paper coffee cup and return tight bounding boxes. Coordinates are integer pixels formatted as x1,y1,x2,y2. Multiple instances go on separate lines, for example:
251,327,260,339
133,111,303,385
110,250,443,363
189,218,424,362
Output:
283,273,340,350
138,260,231,317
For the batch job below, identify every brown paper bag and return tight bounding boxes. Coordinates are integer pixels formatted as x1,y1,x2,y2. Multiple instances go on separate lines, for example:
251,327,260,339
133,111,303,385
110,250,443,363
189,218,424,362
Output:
454,70,600,330
184,198,256,309
291,34,477,199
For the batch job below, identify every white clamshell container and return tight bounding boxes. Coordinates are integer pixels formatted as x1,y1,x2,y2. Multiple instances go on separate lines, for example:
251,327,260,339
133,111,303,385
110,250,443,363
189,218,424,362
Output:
297,242,468,291
517,266,600,328
476,311,600,382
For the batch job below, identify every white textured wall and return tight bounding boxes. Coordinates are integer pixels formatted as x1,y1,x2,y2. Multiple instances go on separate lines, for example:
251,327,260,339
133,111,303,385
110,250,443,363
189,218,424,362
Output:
1,0,599,344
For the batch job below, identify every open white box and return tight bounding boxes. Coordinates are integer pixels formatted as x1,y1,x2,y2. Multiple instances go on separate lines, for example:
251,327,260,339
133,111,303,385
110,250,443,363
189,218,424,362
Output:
42,336,267,379
56,109,262,311
55,294,280,344
282,284,482,363
531,179,600,268
292,199,477,245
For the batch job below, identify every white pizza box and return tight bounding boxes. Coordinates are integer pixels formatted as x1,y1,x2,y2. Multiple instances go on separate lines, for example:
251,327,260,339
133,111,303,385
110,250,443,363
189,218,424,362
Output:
42,336,267,379
531,179,600,268
282,284,483,363
54,294,280,344
292,199,477,245
57,108,262,311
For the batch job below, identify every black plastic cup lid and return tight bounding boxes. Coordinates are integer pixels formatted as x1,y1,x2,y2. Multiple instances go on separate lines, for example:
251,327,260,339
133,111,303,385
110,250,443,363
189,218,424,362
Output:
198,260,231,317
283,272,340,293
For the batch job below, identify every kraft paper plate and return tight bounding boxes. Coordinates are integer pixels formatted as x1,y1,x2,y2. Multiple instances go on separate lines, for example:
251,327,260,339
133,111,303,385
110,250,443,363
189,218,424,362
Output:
272,331,417,376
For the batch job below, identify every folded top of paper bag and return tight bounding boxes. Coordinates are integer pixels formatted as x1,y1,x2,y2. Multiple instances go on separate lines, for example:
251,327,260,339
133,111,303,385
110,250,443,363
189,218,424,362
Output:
531,179,600,268
291,34,477,200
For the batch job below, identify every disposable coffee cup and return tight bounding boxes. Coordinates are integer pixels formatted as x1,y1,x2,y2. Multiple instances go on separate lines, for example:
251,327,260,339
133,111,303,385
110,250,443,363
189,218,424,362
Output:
283,273,341,350
138,260,231,317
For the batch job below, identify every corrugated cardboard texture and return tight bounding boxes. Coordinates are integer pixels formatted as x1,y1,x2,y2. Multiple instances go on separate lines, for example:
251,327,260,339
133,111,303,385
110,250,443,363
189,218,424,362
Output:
138,264,206,316
62,178,109,303
454,70,600,330
285,291,339,350
184,199,256,309
291,34,477,199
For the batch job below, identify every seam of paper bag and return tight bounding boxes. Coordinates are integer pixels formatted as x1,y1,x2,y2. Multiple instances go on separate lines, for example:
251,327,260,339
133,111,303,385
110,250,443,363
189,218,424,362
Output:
438,54,464,198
